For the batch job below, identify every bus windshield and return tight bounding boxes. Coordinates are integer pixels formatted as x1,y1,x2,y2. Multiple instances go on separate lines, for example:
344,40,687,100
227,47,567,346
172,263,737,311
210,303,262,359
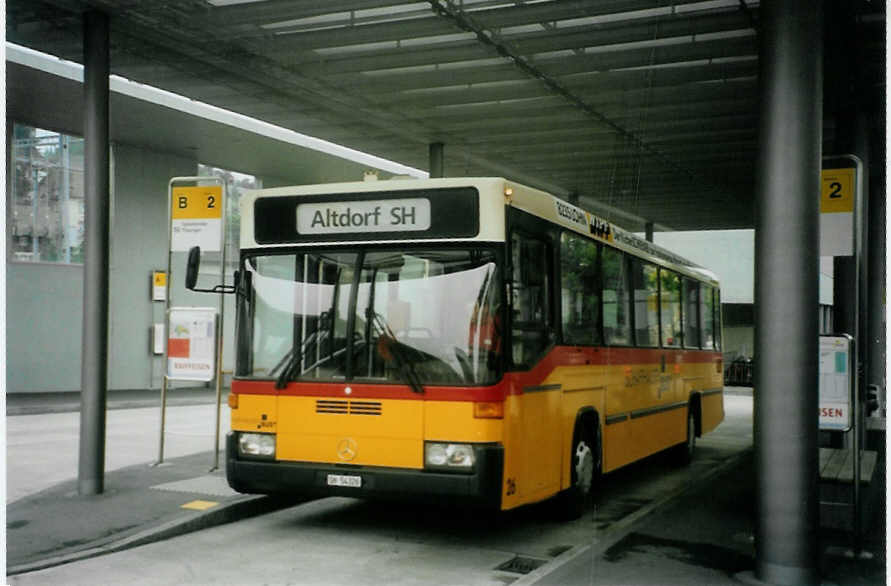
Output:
240,248,502,387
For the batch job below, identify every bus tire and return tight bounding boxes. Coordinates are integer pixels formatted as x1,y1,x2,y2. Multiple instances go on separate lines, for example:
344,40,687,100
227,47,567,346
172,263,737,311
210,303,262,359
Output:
556,422,600,520
672,410,696,465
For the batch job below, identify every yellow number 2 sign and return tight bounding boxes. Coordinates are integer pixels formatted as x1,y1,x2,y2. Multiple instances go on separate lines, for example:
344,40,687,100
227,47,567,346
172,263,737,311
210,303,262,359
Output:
820,168,855,214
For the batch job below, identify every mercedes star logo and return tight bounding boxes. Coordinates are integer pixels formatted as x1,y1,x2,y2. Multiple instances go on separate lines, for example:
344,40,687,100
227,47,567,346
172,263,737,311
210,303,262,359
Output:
337,438,358,462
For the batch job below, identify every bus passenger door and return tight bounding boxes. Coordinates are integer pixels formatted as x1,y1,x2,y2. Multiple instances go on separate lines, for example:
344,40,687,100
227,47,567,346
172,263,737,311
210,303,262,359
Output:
510,231,561,500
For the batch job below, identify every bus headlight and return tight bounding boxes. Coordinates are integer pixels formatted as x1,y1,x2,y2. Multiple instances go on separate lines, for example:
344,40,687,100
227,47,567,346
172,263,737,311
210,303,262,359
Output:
238,432,276,459
425,442,474,471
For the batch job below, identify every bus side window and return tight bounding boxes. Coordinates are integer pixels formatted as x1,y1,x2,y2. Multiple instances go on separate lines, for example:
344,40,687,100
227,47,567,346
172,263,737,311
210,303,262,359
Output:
559,232,601,346
683,278,701,349
701,284,715,349
630,258,659,347
602,246,631,345
659,269,682,347
510,232,552,368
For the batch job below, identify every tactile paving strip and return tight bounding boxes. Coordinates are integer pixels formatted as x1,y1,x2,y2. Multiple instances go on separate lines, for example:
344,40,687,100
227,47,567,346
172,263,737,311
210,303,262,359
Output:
150,474,239,497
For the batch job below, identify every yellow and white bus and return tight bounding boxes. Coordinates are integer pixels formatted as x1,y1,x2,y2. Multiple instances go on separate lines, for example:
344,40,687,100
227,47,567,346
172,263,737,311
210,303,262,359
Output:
206,177,723,517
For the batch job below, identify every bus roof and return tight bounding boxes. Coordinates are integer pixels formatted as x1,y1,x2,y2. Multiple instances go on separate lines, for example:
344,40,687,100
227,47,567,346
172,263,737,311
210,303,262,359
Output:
241,177,720,287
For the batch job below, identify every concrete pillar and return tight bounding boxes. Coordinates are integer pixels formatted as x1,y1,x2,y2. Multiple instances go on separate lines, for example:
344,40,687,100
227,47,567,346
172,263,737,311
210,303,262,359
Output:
78,10,111,496
429,142,444,178
753,1,822,584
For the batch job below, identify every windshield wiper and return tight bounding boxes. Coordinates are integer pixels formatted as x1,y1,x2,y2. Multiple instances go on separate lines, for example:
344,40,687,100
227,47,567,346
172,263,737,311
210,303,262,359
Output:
367,308,424,394
270,312,332,389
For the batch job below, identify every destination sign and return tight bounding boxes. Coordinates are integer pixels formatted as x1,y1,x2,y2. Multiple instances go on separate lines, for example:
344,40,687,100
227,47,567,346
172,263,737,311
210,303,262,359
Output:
297,198,431,234
253,187,479,244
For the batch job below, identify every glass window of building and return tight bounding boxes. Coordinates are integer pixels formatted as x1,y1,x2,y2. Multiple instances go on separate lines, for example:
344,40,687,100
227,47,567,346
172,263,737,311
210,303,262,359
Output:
10,124,85,263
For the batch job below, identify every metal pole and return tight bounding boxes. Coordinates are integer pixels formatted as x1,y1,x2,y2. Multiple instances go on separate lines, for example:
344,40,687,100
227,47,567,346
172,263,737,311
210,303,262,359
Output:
852,154,866,555
157,375,168,464
78,10,110,496
212,181,228,471
644,221,654,243
753,1,822,583
429,142,444,178
156,176,175,467
31,168,38,258
61,135,71,263
851,339,862,554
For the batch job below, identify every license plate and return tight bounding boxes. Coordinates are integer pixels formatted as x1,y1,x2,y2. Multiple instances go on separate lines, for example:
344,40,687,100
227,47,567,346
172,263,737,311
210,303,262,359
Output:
327,474,362,488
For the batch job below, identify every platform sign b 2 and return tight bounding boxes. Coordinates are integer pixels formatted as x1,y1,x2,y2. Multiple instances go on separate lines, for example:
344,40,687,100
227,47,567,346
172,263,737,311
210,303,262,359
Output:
171,186,223,252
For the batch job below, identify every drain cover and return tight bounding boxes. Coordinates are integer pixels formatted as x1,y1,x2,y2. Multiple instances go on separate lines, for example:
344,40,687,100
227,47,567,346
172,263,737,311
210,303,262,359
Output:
496,556,548,575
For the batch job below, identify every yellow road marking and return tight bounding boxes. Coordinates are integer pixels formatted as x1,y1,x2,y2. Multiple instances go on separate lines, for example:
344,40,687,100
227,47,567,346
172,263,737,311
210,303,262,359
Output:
181,500,218,511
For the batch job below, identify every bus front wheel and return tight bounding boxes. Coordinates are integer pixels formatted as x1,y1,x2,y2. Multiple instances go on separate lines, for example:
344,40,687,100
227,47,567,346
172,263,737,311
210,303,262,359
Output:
556,424,600,520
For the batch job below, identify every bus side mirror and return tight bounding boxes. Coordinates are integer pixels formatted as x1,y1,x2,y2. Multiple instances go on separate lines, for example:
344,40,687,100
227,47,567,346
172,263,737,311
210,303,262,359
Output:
185,246,201,290
184,246,236,295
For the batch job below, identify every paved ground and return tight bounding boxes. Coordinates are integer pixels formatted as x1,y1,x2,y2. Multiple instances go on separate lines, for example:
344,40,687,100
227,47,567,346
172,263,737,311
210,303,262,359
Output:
5,388,886,585
7,393,230,503
523,450,886,586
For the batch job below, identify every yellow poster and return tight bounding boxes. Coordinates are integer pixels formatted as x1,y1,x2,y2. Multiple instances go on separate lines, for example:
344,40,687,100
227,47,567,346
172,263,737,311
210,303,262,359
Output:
152,271,167,301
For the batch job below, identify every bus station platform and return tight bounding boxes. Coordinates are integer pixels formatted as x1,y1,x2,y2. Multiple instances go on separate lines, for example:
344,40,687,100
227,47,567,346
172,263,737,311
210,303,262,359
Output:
6,390,886,585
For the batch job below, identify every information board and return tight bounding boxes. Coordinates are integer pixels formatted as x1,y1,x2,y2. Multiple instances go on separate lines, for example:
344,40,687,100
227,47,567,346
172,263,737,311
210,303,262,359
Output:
819,335,852,431
167,307,217,381
171,185,223,252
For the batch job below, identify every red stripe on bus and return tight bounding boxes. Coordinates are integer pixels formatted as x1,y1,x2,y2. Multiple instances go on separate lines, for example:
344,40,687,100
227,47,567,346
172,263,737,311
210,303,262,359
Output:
231,379,509,402
231,345,720,401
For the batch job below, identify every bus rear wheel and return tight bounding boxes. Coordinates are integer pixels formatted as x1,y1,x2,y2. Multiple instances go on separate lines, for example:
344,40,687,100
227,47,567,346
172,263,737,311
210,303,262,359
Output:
672,411,696,465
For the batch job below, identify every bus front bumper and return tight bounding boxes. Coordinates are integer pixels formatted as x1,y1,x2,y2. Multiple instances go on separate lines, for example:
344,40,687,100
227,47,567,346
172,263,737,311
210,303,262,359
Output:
225,433,504,509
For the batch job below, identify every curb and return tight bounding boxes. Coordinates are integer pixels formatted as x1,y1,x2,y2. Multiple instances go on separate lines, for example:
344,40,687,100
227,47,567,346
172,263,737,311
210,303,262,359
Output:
7,494,295,576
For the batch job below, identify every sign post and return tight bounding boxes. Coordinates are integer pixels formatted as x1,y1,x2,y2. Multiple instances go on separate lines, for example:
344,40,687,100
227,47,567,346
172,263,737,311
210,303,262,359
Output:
820,155,866,556
158,177,226,467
